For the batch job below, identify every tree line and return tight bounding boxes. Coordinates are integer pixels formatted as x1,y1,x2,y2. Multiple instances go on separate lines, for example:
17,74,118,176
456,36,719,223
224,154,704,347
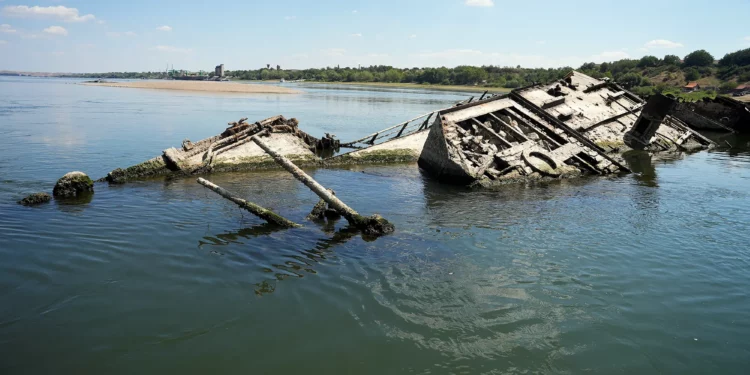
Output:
60,47,750,96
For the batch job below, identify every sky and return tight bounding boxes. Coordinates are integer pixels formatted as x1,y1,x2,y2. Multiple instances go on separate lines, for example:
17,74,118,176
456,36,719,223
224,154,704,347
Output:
0,0,749,73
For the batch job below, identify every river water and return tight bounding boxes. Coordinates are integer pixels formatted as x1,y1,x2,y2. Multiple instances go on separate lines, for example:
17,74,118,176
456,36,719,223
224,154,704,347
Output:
1,77,749,374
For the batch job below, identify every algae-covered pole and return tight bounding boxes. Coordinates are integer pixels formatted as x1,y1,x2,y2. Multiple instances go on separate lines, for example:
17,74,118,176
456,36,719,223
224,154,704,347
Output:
197,177,301,228
251,133,394,236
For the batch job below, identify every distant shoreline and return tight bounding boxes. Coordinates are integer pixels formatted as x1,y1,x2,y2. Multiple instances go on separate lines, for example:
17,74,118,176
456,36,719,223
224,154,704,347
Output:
244,80,511,93
80,80,301,94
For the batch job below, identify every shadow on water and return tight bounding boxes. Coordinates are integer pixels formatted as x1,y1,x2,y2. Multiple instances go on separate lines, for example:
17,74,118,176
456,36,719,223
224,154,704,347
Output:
199,223,358,296
52,192,94,212
622,150,658,187
701,132,750,156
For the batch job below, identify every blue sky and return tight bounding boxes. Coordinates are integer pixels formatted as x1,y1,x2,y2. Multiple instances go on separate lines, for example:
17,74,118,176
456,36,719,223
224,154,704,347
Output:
1,0,749,73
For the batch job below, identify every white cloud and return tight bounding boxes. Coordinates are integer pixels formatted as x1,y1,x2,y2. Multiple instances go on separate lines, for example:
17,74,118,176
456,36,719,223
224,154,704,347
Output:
590,50,630,62
2,5,95,22
151,45,193,53
284,16,296,21
409,34,417,39
745,36,750,44
0,40,7,45
536,40,546,45
352,10,358,13
97,20,105,25
0,24,17,33
350,33,362,37
107,31,136,37
322,48,346,57
644,39,683,49
465,0,494,7
43,25,68,36
156,25,172,32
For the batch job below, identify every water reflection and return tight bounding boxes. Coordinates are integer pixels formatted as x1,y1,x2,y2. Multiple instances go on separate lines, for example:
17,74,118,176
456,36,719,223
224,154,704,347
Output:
622,150,658,187
199,225,357,296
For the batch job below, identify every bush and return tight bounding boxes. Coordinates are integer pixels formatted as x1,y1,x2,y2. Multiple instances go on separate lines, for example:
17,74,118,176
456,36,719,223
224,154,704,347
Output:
632,86,656,97
684,68,700,81
720,81,738,93
618,72,644,88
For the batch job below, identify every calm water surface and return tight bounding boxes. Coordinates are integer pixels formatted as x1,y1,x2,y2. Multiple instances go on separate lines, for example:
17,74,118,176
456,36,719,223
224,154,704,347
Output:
1,77,749,374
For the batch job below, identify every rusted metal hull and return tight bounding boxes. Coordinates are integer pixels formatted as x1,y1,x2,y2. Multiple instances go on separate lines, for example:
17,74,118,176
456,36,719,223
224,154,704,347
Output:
672,96,750,134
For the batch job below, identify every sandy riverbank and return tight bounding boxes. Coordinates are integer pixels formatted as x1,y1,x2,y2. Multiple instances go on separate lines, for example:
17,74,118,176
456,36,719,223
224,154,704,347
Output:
81,80,301,94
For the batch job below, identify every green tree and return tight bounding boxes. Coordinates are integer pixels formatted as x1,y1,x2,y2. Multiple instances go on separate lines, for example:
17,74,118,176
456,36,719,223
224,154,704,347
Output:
718,48,750,67
683,50,715,67
638,55,660,68
383,69,404,83
663,54,681,65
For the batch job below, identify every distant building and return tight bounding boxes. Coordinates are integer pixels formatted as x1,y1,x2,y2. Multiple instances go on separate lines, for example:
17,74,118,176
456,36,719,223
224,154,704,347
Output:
215,64,225,77
683,82,700,92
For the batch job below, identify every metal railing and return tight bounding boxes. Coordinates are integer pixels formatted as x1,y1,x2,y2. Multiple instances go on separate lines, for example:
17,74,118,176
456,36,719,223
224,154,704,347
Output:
339,110,440,149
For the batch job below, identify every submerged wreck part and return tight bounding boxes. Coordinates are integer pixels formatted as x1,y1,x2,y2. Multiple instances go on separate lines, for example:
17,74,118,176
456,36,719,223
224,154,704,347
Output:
418,96,630,185
328,110,441,165
197,177,301,228
53,171,94,198
511,71,713,153
624,94,678,150
105,115,321,183
306,189,342,221
672,96,750,134
251,133,395,236
418,71,715,186
18,192,51,206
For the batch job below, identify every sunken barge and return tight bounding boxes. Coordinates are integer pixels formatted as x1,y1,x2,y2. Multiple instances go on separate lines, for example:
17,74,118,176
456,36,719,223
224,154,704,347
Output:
105,71,718,187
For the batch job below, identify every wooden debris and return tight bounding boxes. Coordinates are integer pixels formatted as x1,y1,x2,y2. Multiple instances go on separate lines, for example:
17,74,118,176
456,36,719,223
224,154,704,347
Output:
197,177,301,228
251,133,394,236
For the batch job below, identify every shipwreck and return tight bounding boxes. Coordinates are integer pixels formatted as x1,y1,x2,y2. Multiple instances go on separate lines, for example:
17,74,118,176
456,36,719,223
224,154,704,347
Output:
418,71,714,185
104,71,717,187
671,95,750,134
